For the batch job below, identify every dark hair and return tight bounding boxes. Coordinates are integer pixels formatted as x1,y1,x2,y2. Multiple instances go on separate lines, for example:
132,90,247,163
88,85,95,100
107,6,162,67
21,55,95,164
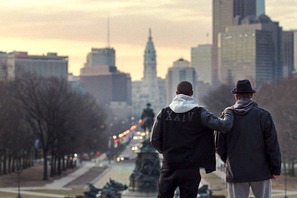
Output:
177,81,193,96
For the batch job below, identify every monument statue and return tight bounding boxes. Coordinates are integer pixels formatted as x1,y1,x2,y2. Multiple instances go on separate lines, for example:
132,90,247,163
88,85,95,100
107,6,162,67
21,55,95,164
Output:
122,103,160,197
140,103,155,133
83,179,128,198
128,140,160,194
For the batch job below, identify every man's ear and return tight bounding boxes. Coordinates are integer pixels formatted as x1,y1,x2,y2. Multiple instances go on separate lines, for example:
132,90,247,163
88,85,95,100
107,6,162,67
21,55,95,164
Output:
176,91,179,95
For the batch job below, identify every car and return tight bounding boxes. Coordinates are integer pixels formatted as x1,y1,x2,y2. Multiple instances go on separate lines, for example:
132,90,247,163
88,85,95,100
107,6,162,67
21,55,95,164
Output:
116,155,130,162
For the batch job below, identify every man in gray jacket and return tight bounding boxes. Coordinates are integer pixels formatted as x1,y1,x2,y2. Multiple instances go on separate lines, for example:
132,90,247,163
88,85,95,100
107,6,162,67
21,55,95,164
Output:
216,79,281,198
150,81,233,198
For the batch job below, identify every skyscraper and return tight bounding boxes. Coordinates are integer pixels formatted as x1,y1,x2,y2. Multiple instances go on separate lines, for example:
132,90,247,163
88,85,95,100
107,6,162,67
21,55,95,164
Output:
80,47,132,121
212,0,265,85
191,44,212,84
6,51,68,80
218,15,282,88
165,58,196,105
212,0,234,86
282,31,294,77
85,48,115,68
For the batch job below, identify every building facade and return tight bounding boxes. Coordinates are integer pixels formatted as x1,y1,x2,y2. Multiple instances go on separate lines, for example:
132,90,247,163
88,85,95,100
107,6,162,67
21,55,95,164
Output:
0,52,8,80
212,0,265,86
191,44,212,84
80,47,132,121
131,30,165,117
282,31,294,77
218,15,283,88
165,58,197,105
85,48,115,67
3,51,68,80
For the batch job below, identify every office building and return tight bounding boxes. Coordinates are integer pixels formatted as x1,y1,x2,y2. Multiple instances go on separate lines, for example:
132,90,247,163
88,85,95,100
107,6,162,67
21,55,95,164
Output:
212,0,265,85
191,44,212,84
165,58,197,105
85,48,115,67
80,47,132,121
0,52,8,80
293,30,297,73
218,15,282,88
4,51,68,80
282,31,294,77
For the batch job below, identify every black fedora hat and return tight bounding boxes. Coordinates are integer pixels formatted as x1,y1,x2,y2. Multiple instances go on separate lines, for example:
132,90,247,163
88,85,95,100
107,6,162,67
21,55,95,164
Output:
232,79,256,94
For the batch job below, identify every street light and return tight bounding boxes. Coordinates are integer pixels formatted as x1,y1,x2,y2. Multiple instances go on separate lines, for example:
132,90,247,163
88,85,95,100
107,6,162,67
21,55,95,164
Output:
284,162,288,198
15,165,22,198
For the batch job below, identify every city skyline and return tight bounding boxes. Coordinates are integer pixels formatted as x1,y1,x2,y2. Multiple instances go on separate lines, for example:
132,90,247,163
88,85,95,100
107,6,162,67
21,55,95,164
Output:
0,0,296,81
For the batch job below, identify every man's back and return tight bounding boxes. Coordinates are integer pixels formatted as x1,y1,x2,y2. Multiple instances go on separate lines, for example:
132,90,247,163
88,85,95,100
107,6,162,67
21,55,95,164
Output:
217,101,281,183
157,106,215,170
225,105,272,182
150,81,234,198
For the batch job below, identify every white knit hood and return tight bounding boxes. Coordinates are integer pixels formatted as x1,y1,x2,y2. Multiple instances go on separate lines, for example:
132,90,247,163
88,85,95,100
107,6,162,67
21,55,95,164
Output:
169,94,199,113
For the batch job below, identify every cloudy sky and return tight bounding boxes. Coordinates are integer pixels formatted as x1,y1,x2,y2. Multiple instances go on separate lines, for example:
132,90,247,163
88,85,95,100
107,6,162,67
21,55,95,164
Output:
0,0,296,80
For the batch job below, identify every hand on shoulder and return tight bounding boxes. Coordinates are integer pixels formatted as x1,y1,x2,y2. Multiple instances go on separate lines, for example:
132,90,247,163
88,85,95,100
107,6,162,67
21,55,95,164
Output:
223,106,234,114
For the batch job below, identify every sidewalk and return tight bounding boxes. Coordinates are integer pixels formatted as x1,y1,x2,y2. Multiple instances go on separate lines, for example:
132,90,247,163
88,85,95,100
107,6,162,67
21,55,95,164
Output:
0,154,107,197
1,147,297,198
201,168,297,198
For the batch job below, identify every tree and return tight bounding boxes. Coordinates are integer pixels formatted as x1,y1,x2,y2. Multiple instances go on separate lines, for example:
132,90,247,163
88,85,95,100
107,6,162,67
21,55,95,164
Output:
256,78,297,176
12,74,107,180
202,84,234,116
0,81,34,175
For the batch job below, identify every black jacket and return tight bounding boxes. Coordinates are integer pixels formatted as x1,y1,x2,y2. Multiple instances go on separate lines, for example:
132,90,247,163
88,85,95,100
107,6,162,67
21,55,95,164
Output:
216,99,282,183
151,107,215,172
150,94,233,173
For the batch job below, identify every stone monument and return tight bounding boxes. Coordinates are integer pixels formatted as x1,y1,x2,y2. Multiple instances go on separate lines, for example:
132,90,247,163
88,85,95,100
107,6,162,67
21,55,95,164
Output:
122,103,160,198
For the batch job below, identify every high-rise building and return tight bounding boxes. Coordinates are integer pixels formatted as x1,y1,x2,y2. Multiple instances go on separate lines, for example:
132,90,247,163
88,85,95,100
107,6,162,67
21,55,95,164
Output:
85,48,115,68
293,30,297,72
218,15,282,88
256,0,265,16
80,47,132,121
165,58,196,105
191,44,212,84
5,51,68,80
212,0,265,85
0,52,8,80
282,31,294,77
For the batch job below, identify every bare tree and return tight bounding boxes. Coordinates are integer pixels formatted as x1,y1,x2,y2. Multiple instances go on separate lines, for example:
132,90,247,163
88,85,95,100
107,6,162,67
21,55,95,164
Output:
0,81,34,175
256,78,297,176
202,84,234,116
12,74,107,180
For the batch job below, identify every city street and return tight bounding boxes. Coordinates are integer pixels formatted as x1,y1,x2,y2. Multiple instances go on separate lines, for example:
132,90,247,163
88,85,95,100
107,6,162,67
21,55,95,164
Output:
94,133,144,188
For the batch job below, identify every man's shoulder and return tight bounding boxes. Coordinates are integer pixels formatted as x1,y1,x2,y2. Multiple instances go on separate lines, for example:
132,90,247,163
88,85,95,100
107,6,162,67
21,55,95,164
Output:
252,105,271,116
163,106,201,111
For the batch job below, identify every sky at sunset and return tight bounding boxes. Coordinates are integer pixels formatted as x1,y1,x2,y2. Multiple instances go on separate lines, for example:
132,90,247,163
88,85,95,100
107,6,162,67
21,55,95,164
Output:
0,0,296,80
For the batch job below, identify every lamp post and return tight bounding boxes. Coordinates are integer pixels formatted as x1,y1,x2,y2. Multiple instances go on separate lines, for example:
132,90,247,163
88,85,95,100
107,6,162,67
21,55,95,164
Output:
16,165,22,198
284,161,288,198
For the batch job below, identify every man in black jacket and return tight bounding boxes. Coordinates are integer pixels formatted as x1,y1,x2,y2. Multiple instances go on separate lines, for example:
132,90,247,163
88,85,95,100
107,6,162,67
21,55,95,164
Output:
150,81,234,198
216,79,281,198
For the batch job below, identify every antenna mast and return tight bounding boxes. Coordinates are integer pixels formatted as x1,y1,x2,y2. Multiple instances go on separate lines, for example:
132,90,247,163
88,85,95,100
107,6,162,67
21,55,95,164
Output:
107,14,110,48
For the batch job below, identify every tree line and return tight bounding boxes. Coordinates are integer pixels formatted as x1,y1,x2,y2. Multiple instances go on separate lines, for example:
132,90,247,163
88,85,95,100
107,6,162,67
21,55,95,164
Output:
203,77,297,176
0,74,107,180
